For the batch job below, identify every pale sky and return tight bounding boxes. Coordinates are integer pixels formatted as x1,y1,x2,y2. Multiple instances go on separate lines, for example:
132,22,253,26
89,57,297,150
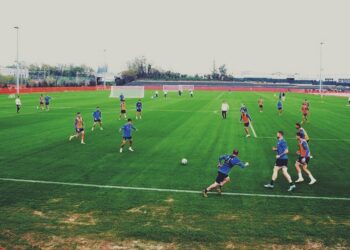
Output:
1,0,350,77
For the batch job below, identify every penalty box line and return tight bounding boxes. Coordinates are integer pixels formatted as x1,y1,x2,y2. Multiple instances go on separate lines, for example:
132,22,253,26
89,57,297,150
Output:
0,177,349,201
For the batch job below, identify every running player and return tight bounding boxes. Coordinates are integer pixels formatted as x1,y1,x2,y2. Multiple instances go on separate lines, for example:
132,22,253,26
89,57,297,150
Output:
39,94,44,110
295,132,316,185
221,101,229,119
264,131,296,191
119,100,127,120
296,123,312,158
258,97,264,112
45,95,51,111
301,103,309,123
15,95,21,113
240,104,249,114
92,107,103,131
136,99,142,119
240,110,252,137
277,99,283,115
202,149,249,197
119,118,137,153
69,112,85,144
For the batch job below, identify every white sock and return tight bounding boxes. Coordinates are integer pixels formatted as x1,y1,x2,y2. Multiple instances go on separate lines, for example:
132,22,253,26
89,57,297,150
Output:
298,172,303,179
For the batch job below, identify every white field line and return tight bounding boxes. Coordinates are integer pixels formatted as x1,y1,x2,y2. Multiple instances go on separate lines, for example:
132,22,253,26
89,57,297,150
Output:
0,177,349,201
256,136,350,142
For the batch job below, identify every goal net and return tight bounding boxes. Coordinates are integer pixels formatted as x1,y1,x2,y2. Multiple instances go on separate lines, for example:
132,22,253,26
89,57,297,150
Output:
110,86,145,98
163,85,195,92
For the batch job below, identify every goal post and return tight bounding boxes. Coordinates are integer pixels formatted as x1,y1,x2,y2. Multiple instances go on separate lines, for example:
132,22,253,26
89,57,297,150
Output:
180,85,195,91
110,86,145,98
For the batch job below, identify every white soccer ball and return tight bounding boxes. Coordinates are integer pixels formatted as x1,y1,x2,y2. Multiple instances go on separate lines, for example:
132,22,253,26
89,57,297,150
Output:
181,158,188,165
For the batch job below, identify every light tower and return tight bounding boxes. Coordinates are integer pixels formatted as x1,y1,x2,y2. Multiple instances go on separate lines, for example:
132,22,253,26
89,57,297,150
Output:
14,26,20,94
319,42,325,95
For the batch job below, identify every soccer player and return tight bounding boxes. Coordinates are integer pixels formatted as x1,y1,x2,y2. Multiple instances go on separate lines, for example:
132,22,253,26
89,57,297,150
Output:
295,132,316,185
258,97,264,112
301,103,309,123
190,90,194,97
15,95,21,113
221,101,229,119
240,111,252,137
119,118,137,153
136,99,142,119
155,91,159,98
240,104,249,114
282,92,286,101
119,100,127,120
277,99,283,115
92,107,103,131
178,90,182,96
45,95,51,111
69,112,85,144
295,122,313,158
202,149,249,197
164,90,168,98
264,131,296,191
348,96,350,106
119,93,125,102
39,94,44,110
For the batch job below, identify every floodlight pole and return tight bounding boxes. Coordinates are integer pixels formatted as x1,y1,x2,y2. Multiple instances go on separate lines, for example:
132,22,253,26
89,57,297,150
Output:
319,42,324,95
103,49,106,89
14,26,20,95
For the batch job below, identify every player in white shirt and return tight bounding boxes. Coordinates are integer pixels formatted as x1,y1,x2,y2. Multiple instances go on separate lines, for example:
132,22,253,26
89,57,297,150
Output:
190,90,194,97
15,95,21,113
348,96,350,106
221,101,229,119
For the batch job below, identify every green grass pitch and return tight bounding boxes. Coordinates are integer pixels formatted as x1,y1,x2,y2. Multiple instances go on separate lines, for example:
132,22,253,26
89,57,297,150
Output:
0,90,349,249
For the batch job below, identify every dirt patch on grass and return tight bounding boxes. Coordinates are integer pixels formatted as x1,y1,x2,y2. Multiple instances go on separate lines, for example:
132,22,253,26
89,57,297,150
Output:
164,197,175,204
21,233,178,250
225,240,328,250
47,198,62,203
217,214,239,221
32,210,47,218
60,213,96,226
127,205,169,216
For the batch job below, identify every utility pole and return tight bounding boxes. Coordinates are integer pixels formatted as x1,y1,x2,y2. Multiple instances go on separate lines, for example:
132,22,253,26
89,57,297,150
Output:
319,42,324,95
14,26,20,94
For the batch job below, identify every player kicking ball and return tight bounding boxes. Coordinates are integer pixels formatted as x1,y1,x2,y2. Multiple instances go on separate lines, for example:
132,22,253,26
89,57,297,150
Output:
92,107,103,131
202,149,249,197
295,132,316,185
264,131,296,191
119,118,137,153
69,112,85,144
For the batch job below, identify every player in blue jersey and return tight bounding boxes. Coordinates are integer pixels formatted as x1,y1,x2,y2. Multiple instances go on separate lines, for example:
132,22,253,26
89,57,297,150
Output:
277,99,283,115
45,95,51,111
119,118,137,153
264,131,296,191
119,93,125,102
136,99,143,119
91,107,103,131
202,149,249,197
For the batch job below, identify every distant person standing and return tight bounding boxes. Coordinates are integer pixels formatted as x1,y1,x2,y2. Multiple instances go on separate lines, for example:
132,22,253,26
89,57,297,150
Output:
119,93,125,102
164,91,168,98
221,101,229,119
39,94,45,110
155,90,159,98
136,99,142,119
178,90,182,96
15,95,21,113
45,95,51,111
190,90,194,97
277,99,283,115
258,97,264,112
119,100,127,120
282,92,286,101
301,103,309,124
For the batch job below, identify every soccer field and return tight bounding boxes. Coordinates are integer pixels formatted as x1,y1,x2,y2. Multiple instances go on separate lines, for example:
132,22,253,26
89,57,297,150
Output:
0,90,349,249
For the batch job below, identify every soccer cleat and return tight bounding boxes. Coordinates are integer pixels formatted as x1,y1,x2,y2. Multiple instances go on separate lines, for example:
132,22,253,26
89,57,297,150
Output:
264,184,274,188
309,179,317,185
91,127,94,131
246,134,251,138
202,189,208,198
295,178,304,183
69,135,74,141
288,185,296,192
129,147,134,152
120,148,123,153
136,117,138,119
81,141,85,144
100,127,103,131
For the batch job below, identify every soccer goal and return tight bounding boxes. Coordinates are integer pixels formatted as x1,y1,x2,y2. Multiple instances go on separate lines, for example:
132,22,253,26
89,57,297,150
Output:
163,85,195,92
110,86,145,98
180,85,195,91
